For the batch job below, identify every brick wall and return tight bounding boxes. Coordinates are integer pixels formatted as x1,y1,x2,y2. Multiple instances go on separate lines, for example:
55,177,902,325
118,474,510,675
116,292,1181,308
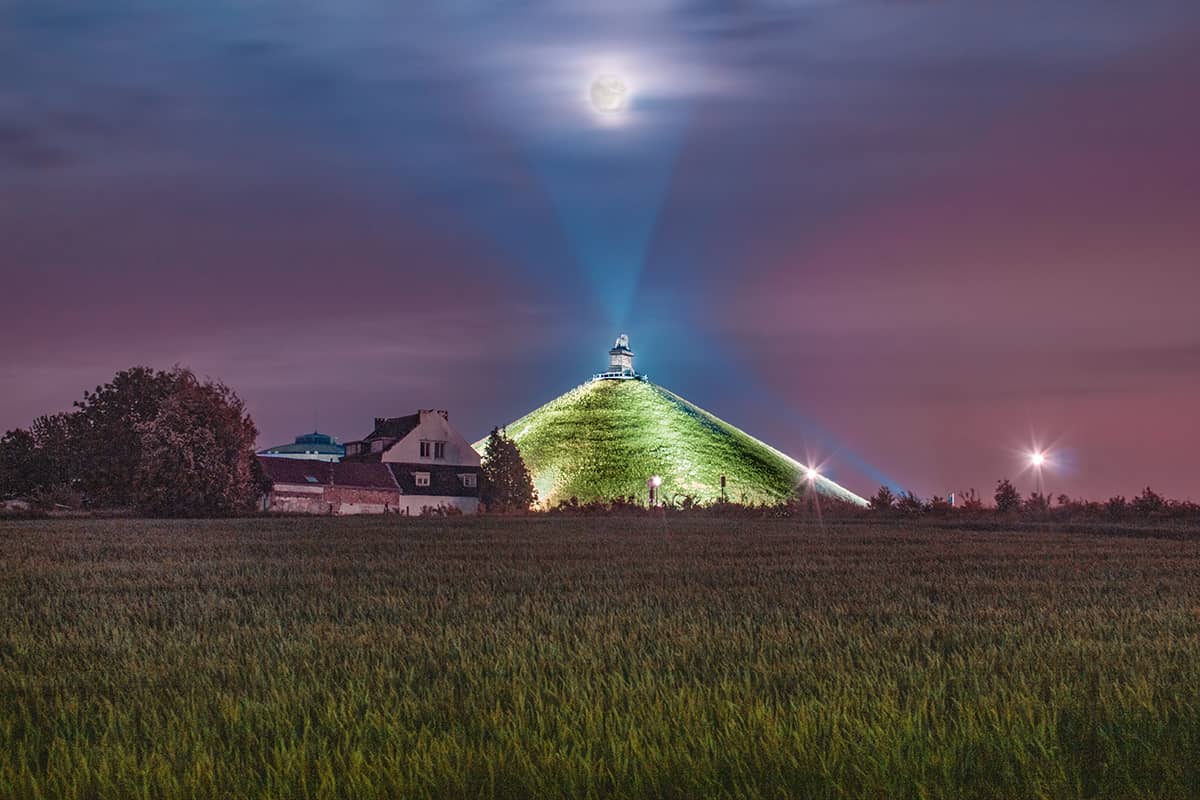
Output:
265,483,478,515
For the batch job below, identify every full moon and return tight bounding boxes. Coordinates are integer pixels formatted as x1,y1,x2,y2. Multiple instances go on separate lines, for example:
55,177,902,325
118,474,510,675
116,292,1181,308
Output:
589,75,628,113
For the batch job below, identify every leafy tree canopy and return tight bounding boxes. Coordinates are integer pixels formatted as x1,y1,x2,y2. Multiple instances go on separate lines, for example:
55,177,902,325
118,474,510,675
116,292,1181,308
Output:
0,366,264,515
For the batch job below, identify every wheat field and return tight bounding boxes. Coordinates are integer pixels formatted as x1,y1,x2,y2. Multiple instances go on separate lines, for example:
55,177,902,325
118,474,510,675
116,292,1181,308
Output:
1,516,1198,799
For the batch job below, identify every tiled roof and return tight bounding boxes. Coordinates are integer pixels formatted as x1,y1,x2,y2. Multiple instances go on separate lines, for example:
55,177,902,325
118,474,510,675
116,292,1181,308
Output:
258,457,398,490
332,462,399,490
341,414,422,463
368,414,421,441
388,463,480,497
259,457,332,485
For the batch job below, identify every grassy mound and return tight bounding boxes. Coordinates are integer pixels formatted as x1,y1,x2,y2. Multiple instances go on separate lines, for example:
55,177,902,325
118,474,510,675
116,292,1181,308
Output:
475,379,865,506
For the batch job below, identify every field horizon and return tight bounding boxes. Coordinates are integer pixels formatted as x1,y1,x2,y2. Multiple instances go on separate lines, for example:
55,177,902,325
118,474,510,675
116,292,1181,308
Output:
2,516,1199,799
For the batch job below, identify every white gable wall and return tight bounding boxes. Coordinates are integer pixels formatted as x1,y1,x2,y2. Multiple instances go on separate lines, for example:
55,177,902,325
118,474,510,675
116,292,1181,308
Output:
381,410,481,468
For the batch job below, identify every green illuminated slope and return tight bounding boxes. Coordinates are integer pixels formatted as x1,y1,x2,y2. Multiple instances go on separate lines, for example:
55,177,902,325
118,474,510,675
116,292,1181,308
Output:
474,379,866,507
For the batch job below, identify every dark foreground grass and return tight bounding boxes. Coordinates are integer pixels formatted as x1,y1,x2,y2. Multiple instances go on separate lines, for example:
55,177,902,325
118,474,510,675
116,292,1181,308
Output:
1,517,1199,799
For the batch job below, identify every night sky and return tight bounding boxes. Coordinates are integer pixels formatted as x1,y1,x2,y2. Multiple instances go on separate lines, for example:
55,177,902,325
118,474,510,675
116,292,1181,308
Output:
3,1,1199,500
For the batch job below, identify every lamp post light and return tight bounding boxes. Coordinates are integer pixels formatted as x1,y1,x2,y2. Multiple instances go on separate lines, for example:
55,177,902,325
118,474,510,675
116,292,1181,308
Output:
647,475,662,507
1029,451,1048,503
802,465,825,526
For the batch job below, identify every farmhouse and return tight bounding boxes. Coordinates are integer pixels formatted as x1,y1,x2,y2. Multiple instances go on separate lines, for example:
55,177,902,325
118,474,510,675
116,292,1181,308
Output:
259,409,481,515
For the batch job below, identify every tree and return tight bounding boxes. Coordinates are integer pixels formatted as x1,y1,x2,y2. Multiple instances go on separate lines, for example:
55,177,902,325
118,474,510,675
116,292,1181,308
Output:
0,366,263,515
132,372,264,517
994,479,1021,513
1023,492,1050,513
30,413,80,491
71,367,183,506
896,491,925,515
956,489,984,511
927,495,952,513
480,428,536,513
0,416,83,502
0,429,38,498
868,485,896,513
1131,487,1167,517
1105,496,1128,519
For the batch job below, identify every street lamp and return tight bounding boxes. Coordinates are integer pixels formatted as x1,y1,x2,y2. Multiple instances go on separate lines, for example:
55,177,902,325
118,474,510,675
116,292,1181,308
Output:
803,465,824,525
1028,451,1048,499
647,475,662,506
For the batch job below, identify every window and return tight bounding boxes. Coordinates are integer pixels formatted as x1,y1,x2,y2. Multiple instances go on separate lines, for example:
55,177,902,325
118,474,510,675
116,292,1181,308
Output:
371,439,385,453
414,472,431,487
460,473,476,488
419,441,431,458
433,441,446,459
304,475,320,484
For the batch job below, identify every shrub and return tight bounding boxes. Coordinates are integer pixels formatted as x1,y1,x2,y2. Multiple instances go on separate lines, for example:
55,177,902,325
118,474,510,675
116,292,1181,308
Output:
868,486,896,513
995,479,1021,513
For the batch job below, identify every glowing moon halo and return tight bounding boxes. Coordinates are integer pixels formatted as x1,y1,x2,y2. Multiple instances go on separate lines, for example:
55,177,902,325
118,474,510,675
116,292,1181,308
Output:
589,75,628,113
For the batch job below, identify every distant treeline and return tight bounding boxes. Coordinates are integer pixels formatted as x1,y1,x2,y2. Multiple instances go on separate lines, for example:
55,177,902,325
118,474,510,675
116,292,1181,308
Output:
541,480,1200,524
859,480,1200,522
